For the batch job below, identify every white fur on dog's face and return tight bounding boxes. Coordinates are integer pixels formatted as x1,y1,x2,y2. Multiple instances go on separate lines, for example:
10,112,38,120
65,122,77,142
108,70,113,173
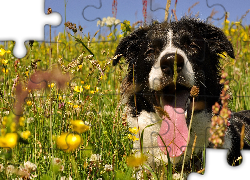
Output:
148,29,195,91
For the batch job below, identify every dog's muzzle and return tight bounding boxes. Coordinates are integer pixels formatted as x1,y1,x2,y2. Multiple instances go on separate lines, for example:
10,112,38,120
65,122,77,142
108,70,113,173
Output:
151,53,192,157
160,53,184,76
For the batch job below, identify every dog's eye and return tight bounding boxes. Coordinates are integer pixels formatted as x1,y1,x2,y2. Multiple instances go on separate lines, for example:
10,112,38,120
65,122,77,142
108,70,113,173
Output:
189,42,200,50
145,48,155,56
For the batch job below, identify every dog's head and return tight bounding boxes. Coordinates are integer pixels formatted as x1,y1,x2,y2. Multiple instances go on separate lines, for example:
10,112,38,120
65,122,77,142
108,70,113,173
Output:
113,18,234,158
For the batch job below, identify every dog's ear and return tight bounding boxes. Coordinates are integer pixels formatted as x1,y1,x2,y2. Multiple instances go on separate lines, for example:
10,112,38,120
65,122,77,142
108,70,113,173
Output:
113,27,149,66
203,24,235,59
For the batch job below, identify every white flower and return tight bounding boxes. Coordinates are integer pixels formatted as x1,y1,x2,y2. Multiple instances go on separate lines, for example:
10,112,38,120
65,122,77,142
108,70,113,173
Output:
106,16,113,27
24,161,37,172
104,164,113,171
172,173,184,180
84,121,91,126
114,19,120,25
27,117,34,123
61,176,72,180
53,157,62,165
97,19,105,27
90,154,101,161
0,164,4,172
3,111,9,115
17,166,29,178
97,16,120,27
101,17,107,26
6,165,16,175
52,158,64,172
102,17,107,22
97,20,101,27
59,165,64,172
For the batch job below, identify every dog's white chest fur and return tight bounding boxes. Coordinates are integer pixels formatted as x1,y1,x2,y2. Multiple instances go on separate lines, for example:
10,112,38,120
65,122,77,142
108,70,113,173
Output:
127,109,211,167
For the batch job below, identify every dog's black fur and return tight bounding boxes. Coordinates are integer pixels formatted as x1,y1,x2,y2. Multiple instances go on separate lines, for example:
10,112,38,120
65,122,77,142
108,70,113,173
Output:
113,18,250,168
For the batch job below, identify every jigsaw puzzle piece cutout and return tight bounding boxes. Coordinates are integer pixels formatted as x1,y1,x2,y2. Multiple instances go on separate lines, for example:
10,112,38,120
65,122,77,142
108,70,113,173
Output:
24,41,68,71
82,0,102,22
58,41,84,63
0,0,61,59
82,0,109,41
205,0,227,21
11,64,70,117
188,149,250,180
7,41,69,114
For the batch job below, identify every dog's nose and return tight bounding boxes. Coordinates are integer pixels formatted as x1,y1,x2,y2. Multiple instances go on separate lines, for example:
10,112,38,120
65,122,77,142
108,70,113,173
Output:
160,53,184,75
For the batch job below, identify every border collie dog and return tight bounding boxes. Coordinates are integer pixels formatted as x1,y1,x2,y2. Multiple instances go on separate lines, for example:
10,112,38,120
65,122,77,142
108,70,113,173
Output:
113,18,250,169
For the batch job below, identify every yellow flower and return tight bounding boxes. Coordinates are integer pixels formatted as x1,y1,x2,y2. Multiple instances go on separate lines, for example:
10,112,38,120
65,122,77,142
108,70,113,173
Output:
21,130,31,140
6,50,11,54
26,101,32,106
224,29,229,36
71,120,90,133
80,81,84,84
107,33,112,38
90,90,95,94
132,136,139,141
219,52,227,59
0,133,18,149
1,129,6,136
118,34,123,39
129,127,140,134
230,28,236,34
243,33,248,41
235,21,240,26
67,101,73,106
48,83,55,88
128,134,139,141
78,65,82,70
2,116,8,126
0,48,6,56
19,117,25,127
73,104,80,109
74,86,83,93
84,85,90,90
10,122,16,132
126,154,147,167
57,94,62,100
1,59,8,65
225,19,230,24
56,133,82,152
25,71,29,77
95,87,99,92
2,68,8,74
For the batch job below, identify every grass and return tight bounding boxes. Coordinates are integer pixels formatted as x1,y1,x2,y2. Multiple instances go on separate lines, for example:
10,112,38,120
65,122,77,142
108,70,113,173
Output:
0,16,249,180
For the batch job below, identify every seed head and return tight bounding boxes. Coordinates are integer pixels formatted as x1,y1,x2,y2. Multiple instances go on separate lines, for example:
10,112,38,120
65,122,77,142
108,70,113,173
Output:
47,8,52,14
190,86,199,98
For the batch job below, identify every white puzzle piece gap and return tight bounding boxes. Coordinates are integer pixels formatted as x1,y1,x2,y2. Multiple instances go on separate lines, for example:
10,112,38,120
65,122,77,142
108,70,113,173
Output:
189,149,249,180
0,0,61,58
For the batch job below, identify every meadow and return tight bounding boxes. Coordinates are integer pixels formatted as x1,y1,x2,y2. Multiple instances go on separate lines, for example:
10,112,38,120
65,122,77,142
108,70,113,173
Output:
0,16,249,180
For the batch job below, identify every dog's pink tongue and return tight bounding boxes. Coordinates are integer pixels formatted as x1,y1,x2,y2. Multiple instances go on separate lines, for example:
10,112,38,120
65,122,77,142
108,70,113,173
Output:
157,91,189,157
